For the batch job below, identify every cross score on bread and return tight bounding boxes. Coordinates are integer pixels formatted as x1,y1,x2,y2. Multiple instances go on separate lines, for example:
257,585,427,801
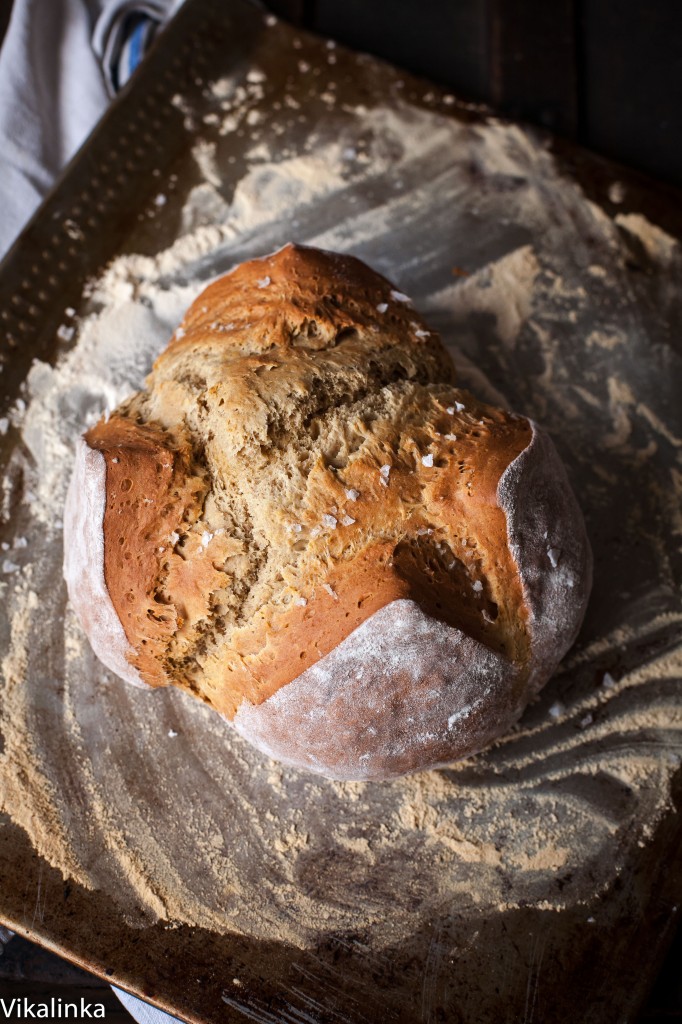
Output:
63,244,592,780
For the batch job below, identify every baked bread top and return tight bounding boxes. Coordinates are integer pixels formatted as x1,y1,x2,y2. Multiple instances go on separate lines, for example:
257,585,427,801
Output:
64,243,592,777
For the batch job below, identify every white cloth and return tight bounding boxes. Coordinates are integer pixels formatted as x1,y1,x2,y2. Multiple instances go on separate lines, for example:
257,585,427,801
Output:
114,987,183,1024
0,0,183,256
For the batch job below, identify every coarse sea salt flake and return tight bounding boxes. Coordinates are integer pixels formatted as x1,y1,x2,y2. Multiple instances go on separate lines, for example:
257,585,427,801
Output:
340,514,355,526
447,704,472,729
2,559,19,574
547,547,560,568
421,453,434,467
376,302,388,313
322,513,337,528
295,597,307,607
472,580,483,592
549,700,565,719
0,418,8,435
13,536,28,548
323,583,338,600
288,522,303,533
602,671,617,690
169,531,180,545
445,433,457,441
390,289,411,304
257,276,271,288
345,488,359,501
455,401,465,412
201,531,214,547
168,729,178,738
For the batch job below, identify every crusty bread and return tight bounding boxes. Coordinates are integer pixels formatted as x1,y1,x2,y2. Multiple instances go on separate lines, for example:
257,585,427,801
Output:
63,243,592,780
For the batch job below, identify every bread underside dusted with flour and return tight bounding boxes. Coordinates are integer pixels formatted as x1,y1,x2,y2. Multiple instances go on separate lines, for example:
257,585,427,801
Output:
63,243,592,780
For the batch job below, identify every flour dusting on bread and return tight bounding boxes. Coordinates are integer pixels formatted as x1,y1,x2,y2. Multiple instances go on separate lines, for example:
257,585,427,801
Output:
63,438,145,688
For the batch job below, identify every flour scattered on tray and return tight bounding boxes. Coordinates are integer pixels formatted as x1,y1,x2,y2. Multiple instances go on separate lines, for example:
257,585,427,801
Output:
0,72,681,953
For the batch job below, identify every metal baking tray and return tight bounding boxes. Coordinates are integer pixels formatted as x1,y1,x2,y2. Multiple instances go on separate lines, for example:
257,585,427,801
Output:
1,1,681,1021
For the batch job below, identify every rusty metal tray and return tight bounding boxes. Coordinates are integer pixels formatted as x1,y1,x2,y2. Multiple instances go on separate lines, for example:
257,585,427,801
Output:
1,1,681,1021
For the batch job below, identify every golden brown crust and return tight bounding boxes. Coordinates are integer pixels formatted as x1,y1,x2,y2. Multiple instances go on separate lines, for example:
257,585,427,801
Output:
80,245,533,720
165,243,448,364
84,416,210,689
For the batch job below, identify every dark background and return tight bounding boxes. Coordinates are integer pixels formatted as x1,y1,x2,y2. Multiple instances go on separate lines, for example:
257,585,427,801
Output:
0,0,680,1020
269,0,682,189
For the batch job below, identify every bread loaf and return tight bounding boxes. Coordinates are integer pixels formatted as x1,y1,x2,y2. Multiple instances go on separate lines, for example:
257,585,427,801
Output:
63,243,592,780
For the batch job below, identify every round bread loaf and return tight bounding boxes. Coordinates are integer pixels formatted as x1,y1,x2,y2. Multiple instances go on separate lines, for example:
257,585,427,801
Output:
63,243,592,780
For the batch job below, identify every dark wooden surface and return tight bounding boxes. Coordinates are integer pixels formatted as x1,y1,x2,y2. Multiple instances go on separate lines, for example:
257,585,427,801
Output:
266,0,682,187
0,0,13,54
0,938,131,1021
1,931,681,1022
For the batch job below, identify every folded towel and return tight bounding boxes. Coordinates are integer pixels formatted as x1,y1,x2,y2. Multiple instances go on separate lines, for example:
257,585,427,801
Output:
0,0,183,256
